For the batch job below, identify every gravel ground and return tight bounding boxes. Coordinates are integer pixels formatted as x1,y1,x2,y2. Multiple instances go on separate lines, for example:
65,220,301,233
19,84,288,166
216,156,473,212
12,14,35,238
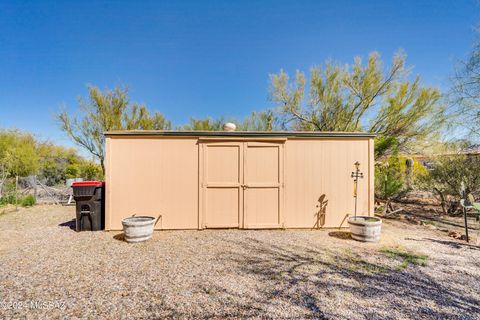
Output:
0,205,479,319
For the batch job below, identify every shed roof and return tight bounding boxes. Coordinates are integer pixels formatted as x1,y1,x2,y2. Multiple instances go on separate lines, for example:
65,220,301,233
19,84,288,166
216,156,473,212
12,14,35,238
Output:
104,130,376,138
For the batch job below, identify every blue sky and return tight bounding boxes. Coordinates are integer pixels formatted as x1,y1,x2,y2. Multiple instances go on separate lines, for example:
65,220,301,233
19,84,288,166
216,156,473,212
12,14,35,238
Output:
0,0,479,148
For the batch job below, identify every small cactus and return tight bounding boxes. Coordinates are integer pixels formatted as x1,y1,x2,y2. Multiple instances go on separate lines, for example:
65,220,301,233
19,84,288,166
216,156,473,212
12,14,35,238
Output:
405,158,414,189
405,158,414,167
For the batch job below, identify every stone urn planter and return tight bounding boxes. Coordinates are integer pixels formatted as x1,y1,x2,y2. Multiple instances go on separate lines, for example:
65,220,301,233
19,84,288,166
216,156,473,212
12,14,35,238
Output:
122,216,156,243
348,216,382,242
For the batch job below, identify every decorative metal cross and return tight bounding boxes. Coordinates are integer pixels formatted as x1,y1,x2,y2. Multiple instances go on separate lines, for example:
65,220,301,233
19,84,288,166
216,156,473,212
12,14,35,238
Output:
351,161,364,219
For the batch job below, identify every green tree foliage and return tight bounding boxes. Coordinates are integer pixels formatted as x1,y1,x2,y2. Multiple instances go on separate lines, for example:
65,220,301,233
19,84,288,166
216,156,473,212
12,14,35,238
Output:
38,143,78,185
80,161,103,181
451,33,480,138
65,163,80,179
375,154,404,214
178,110,280,131
375,142,405,200
179,117,225,131
375,160,403,199
124,105,171,130
37,142,102,185
58,86,171,174
238,110,281,131
270,52,445,158
0,130,39,178
0,130,101,193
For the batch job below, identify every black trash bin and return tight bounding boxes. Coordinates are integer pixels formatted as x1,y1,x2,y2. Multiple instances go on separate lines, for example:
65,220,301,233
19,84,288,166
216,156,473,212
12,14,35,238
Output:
71,181,105,231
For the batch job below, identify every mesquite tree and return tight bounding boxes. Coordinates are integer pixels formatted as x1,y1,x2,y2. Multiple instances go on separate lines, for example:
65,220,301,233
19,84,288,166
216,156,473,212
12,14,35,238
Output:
270,51,446,158
178,110,281,131
451,33,480,138
58,86,171,174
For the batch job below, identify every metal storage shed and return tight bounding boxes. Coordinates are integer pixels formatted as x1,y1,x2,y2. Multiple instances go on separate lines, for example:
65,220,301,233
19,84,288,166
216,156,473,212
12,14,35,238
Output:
104,131,375,230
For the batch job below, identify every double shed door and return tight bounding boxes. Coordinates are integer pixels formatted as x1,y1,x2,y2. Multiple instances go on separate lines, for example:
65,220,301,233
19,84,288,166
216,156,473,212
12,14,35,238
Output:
201,141,284,229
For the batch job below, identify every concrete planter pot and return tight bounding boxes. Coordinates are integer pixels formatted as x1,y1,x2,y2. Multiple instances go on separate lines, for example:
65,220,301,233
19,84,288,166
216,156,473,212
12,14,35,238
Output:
122,216,155,243
348,216,382,242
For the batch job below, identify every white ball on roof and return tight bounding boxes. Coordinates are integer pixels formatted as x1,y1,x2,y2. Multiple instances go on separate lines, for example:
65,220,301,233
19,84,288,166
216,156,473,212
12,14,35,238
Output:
223,122,236,131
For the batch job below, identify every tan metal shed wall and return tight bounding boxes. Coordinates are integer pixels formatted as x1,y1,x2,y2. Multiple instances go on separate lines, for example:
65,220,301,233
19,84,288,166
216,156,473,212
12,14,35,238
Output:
283,138,373,228
105,135,373,230
105,137,199,230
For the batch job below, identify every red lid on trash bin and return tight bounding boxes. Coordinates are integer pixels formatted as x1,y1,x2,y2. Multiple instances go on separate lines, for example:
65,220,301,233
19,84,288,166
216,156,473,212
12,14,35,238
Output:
71,181,105,187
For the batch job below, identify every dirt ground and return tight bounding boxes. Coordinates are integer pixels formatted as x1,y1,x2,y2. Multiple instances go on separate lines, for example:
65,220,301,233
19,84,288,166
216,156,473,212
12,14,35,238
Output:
387,191,480,243
0,205,479,319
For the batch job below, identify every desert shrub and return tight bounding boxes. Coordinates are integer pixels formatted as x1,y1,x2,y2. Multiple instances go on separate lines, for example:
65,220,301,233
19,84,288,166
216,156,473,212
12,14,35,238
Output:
20,194,36,207
2,179,16,193
375,161,403,201
375,152,406,214
375,150,405,200
375,138,404,199
0,193,17,206
0,194,36,207
412,158,429,184
418,154,480,214
375,151,430,211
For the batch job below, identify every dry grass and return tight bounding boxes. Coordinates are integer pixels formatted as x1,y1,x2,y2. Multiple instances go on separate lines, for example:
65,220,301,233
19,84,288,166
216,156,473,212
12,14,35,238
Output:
0,205,479,319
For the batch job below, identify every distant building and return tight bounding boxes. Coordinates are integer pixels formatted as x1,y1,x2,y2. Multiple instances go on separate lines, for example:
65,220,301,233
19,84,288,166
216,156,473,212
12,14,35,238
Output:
403,144,480,170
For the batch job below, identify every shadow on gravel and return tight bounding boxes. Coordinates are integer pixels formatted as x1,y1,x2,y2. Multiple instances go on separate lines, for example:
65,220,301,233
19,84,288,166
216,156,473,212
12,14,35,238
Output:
328,231,352,240
211,238,480,319
58,219,75,231
406,237,480,251
113,233,125,241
